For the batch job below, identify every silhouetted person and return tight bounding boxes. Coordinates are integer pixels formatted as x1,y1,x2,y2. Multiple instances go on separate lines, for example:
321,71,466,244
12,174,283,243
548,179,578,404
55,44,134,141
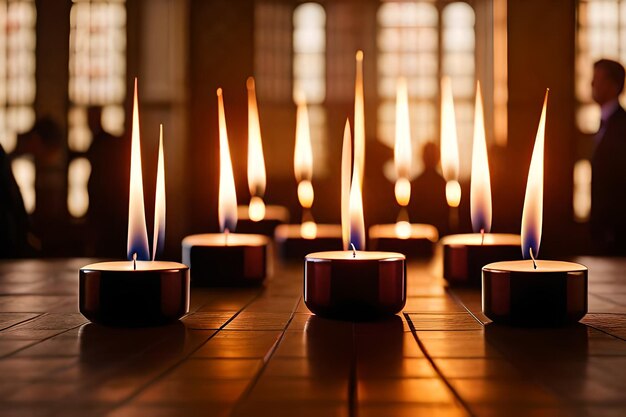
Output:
590,59,626,254
87,106,129,258
411,142,449,235
0,144,30,257
16,117,67,255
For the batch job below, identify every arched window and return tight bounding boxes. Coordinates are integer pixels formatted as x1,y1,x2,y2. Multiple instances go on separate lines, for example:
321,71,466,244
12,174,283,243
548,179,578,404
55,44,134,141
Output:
293,2,327,176
68,0,126,218
0,1,37,213
376,1,476,179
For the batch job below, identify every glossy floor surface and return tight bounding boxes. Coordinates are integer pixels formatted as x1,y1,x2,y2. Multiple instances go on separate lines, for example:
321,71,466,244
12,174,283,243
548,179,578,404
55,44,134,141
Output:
0,256,624,416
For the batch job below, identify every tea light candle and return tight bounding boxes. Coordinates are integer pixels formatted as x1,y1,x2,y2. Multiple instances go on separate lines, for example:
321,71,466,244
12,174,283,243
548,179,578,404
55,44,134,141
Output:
482,90,588,326
182,88,269,287
442,81,521,286
368,222,438,258
275,222,342,260
304,114,405,320
236,77,289,236
80,82,189,327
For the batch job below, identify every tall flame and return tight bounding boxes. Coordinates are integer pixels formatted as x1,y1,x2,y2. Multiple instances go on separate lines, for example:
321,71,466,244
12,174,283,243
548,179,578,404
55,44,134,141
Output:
152,124,166,261
354,50,365,184
127,78,150,261
341,119,352,250
247,77,266,199
217,88,238,233
521,90,549,259
470,81,492,233
394,77,411,207
294,92,314,208
440,76,461,208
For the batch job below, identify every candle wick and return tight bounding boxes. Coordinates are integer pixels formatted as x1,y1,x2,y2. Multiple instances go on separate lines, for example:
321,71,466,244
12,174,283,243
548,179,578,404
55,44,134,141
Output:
529,247,537,270
133,253,137,271
350,243,356,258
480,228,485,245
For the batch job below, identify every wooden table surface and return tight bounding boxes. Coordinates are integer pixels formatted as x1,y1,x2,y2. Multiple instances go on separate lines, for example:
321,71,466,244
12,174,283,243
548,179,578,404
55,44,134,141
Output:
0,255,624,417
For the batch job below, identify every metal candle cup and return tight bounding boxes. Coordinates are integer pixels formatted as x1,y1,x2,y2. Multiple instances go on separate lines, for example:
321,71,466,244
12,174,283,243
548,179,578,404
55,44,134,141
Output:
80,261,189,327
482,260,587,326
441,233,521,286
182,233,269,287
304,251,406,320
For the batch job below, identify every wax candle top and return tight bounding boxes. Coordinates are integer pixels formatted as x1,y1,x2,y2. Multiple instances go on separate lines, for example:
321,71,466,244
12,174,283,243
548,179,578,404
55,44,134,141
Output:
484,260,587,273
306,251,405,261
369,223,438,241
81,261,187,272
275,224,342,239
441,233,520,246
182,233,268,247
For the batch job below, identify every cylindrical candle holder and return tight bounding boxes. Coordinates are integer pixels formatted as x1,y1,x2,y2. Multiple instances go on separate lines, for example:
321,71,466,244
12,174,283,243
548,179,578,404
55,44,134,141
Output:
275,224,343,260
182,233,269,287
304,251,406,320
236,205,289,236
482,260,588,326
79,261,189,327
368,223,438,259
441,233,521,286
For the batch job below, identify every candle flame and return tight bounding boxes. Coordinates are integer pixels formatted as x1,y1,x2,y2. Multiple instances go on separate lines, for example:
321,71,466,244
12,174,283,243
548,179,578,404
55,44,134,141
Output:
217,88,238,233
248,196,266,222
341,119,351,250
470,81,492,233
521,90,548,259
294,92,314,208
127,78,150,261
394,77,411,206
152,124,166,261
395,221,411,240
342,114,366,250
301,220,318,240
354,50,365,184
440,76,461,207
247,77,266,199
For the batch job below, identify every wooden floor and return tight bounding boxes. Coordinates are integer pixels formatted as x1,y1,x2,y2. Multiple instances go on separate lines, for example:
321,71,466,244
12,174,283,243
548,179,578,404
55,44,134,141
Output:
0,255,624,416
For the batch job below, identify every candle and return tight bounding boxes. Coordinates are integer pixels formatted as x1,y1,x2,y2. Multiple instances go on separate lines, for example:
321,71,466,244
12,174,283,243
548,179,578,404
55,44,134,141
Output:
182,88,269,287
80,81,189,327
441,81,521,286
482,90,588,326
440,76,462,214
369,78,439,258
236,77,289,236
304,118,406,320
275,90,342,259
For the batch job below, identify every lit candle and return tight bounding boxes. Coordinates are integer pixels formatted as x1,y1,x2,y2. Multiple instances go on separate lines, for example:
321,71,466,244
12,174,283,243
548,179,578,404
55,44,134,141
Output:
482,90,588,326
80,80,189,327
440,76,462,210
369,78,439,257
275,91,341,259
236,77,289,236
440,81,521,285
304,120,406,319
182,88,269,286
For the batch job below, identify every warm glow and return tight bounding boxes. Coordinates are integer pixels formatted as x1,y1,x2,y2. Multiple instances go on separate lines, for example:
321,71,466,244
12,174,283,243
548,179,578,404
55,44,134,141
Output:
247,77,266,199
521,90,548,260
395,221,412,240
301,220,318,240
152,125,166,261
395,178,411,207
446,180,461,208
394,77,411,206
248,196,266,222
354,50,365,183
341,119,351,250
127,79,150,261
294,93,313,184
297,180,314,209
440,76,461,207
217,88,238,233
470,81,492,233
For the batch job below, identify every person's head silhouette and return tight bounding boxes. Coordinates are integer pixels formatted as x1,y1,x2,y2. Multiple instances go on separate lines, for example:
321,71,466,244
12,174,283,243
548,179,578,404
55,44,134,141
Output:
592,59,625,106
